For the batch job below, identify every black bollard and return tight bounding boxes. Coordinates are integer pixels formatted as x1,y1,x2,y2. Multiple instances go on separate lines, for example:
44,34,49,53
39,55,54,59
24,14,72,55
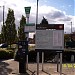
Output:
19,60,26,73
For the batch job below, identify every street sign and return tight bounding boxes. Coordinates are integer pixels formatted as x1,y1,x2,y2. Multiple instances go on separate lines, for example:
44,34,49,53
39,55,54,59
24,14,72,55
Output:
24,7,31,14
35,24,64,51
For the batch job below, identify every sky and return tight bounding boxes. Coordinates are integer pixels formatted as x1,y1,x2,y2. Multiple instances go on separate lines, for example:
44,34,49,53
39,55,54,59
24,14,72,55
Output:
0,0,75,37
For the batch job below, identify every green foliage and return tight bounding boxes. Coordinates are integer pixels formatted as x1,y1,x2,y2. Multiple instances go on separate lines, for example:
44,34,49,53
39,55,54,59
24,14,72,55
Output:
1,25,7,43
28,50,37,62
0,49,14,59
18,15,26,41
0,34,3,43
63,51,75,62
64,34,70,42
5,8,17,45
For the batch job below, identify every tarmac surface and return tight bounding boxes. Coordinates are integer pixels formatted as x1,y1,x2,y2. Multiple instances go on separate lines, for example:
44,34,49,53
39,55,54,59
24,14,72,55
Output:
0,59,75,75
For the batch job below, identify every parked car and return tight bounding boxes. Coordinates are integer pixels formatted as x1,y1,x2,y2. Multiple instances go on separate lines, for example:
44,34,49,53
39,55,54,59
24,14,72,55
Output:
0,43,8,48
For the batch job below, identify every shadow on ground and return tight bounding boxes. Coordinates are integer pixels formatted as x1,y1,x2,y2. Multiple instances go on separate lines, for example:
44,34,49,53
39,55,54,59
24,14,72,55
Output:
0,60,12,75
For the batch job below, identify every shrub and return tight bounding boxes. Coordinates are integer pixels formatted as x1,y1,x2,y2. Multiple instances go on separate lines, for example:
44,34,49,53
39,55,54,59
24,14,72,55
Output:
28,50,37,62
63,51,75,62
0,49,14,59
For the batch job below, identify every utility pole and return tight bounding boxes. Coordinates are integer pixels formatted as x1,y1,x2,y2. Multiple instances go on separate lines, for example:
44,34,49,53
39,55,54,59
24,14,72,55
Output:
0,5,5,43
36,0,39,25
0,5,5,25
71,22,72,41
36,0,39,75
3,6,4,26
71,22,72,34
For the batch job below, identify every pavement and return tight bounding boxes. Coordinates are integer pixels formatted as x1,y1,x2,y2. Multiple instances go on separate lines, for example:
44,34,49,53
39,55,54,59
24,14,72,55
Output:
0,59,75,75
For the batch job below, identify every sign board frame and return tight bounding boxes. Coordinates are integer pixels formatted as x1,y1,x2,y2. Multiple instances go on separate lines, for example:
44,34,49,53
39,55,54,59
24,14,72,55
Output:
24,23,35,32
35,24,64,51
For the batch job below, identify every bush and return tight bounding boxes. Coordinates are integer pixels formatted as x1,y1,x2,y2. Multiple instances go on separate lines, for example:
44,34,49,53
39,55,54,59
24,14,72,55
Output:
63,51,75,62
28,51,57,63
28,50,37,62
0,49,14,59
14,50,75,63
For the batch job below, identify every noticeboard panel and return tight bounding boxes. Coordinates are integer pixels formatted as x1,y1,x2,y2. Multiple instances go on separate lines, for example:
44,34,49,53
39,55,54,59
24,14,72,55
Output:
35,24,64,51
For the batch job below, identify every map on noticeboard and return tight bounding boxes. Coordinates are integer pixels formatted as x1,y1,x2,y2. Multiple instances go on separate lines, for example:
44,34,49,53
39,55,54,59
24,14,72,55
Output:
35,24,64,51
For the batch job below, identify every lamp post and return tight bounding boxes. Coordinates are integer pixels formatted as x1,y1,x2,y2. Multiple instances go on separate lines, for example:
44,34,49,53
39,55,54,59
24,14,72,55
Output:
36,0,39,75
36,0,39,25
71,22,72,41
0,5,5,26
71,22,72,34
3,6,4,26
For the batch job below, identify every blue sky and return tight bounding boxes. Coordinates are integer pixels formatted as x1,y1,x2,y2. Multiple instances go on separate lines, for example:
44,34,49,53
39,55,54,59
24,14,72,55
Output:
40,0,74,16
0,0,75,35
28,0,74,16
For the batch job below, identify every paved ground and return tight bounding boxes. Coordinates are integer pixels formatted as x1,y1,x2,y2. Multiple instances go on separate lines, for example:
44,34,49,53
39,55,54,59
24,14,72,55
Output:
0,59,75,75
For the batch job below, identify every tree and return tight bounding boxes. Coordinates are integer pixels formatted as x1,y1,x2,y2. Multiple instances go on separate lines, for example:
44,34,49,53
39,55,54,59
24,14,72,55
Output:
5,8,17,47
1,25,7,43
40,17,48,25
18,15,26,41
0,33,3,43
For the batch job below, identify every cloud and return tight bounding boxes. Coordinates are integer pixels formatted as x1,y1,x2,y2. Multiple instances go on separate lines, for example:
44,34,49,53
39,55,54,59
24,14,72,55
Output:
68,5,72,7
0,0,74,34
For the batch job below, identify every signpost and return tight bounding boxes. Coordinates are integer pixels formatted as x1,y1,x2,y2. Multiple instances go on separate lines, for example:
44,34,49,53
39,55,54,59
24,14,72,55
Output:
24,7,31,23
24,6,31,70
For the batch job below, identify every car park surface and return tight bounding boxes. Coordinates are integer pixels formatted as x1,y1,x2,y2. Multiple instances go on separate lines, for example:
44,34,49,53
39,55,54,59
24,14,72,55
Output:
0,59,75,75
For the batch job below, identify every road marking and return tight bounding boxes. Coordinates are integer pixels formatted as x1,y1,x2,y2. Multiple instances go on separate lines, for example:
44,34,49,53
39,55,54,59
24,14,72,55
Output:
63,64,75,68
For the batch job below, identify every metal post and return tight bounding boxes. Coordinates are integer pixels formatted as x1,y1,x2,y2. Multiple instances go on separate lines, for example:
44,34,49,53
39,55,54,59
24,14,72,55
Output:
71,22,72,34
60,53,62,75
42,52,44,71
27,17,29,24
26,54,28,70
71,55,74,62
36,0,39,25
26,11,29,70
36,0,39,75
57,53,59,72
71,22,72,41
26,33,29,70
3,6,4,26
37,52,39,75
0,5,5,25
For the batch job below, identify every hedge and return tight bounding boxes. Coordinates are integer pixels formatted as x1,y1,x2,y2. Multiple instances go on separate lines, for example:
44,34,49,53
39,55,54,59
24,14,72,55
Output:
0,49,14,59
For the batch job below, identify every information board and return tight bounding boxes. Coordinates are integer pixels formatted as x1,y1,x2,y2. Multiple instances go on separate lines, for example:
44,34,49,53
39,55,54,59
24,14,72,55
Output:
35,24,64,51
